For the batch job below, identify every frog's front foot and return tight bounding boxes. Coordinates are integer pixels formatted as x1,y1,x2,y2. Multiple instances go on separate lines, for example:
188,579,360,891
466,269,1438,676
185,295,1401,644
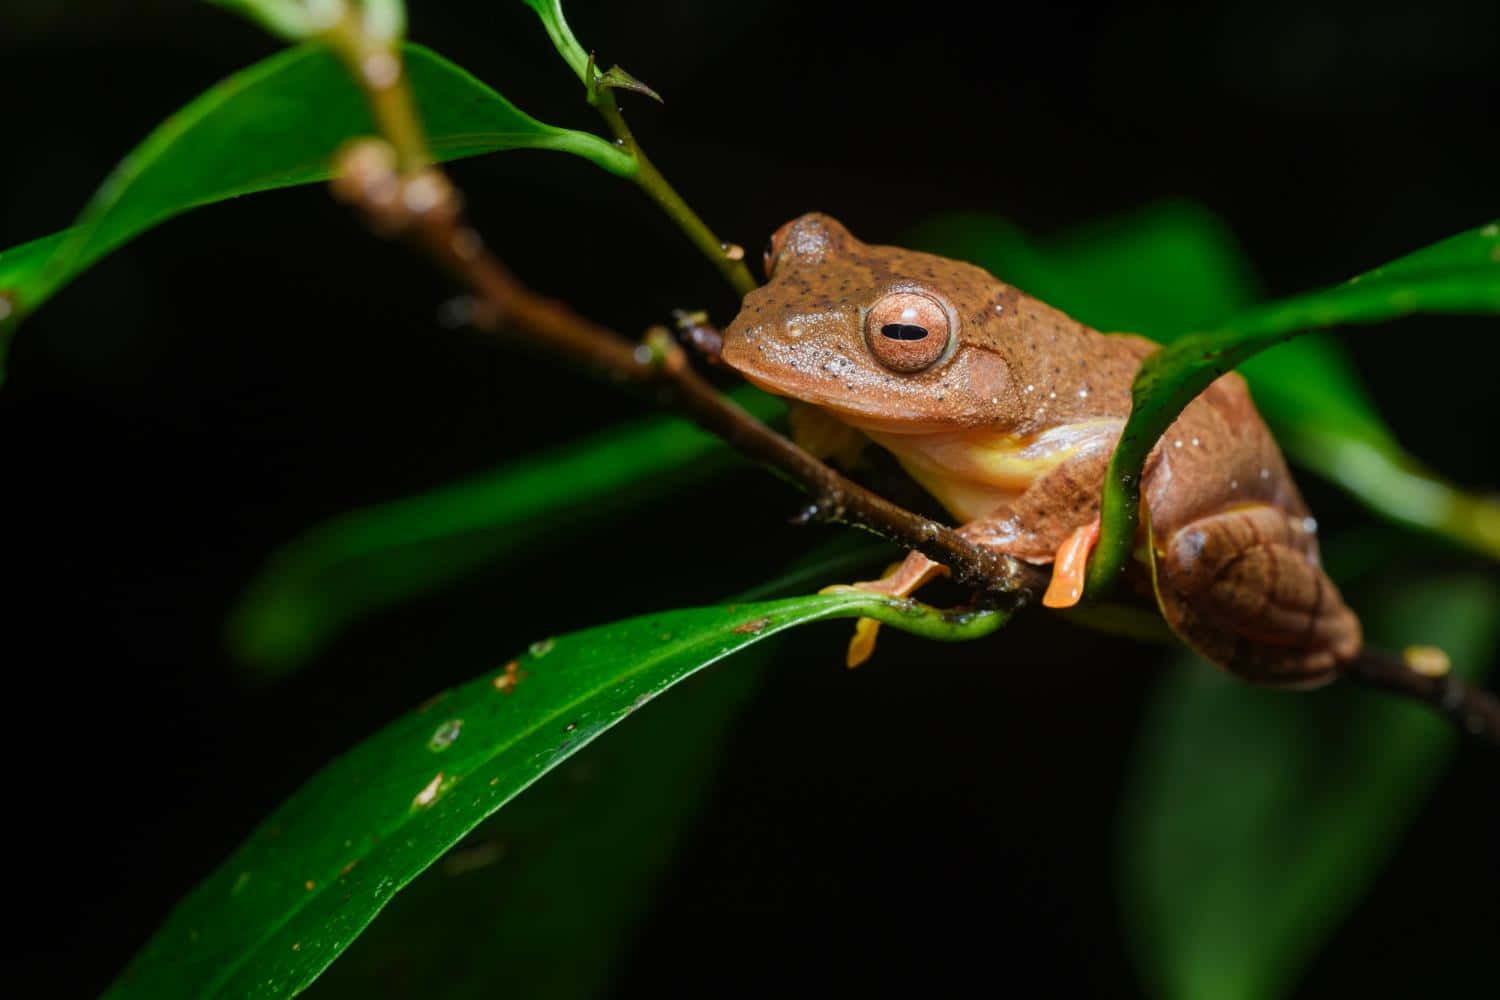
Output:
1041,517,1101,609
821,550,947,668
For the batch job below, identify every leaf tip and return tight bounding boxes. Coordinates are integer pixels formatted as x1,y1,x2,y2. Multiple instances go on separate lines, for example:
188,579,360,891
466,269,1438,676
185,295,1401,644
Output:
589,59,665,105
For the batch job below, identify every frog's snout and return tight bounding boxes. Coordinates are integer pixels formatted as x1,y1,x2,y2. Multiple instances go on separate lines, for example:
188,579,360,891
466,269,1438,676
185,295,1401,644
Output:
718,317,774,389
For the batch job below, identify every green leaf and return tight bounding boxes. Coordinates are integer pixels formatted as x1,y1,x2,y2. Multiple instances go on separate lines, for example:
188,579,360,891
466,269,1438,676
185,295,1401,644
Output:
1269,410,1500,561
1088,220,1500,594
305,536,892,1000
521,0,591,83
227,387,784,672
108,590,1005,999
309,648,764,1000
911,207,1500,563
0,41,633,372
1119,573,1500,1000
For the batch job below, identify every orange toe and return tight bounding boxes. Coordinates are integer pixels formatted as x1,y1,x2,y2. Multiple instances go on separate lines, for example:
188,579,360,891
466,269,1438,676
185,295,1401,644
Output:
1042,519,1101,609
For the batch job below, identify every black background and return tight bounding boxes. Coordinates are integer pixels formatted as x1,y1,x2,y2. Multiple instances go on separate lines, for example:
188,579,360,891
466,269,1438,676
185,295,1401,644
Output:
2,1,1497,996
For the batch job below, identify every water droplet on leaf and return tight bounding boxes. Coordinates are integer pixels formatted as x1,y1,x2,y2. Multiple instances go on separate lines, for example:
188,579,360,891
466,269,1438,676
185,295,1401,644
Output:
428,719,463,751
413,772,445,808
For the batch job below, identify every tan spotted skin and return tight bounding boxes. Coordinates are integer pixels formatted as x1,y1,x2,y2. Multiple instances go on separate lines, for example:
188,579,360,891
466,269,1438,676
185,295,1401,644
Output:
722,213,1361,685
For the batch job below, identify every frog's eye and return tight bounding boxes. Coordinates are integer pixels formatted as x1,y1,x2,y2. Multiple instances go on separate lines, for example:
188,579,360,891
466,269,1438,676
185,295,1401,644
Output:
763,220,795,279
864,292,954,373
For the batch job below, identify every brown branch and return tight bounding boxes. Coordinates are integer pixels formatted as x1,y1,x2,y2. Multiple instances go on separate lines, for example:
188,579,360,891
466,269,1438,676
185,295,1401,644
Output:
320,31,1500,746
328,139,1049,606
1343,647,1500,744
327,144,1500,747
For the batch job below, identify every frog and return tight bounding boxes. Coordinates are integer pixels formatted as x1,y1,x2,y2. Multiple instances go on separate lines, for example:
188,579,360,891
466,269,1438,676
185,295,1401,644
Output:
720,212,1362,687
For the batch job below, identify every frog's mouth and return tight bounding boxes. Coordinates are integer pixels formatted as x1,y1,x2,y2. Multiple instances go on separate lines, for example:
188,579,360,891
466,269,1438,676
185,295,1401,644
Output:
725,355,962,436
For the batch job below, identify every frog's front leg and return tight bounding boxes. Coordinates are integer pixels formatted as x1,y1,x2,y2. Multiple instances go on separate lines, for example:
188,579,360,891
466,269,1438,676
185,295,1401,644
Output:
955,445,1116,609
1153,505,1361,687
830,449,1115,666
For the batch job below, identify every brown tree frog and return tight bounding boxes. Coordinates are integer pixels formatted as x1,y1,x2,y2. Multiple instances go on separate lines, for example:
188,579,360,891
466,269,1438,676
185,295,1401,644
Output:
721,213,1361,686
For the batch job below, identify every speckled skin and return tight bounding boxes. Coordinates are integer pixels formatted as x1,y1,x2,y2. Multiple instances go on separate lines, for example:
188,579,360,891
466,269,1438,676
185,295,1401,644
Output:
723,213,1361,684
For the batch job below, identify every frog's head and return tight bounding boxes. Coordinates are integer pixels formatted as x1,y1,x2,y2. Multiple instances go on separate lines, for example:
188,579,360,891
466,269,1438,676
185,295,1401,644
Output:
722,213,1020,434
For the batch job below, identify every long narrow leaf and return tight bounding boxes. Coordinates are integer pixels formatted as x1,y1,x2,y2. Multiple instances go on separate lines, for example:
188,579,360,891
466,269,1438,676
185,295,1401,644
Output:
1088,220,1500,593
108,591,1005,999
0,42,632,373
305,535,892,1000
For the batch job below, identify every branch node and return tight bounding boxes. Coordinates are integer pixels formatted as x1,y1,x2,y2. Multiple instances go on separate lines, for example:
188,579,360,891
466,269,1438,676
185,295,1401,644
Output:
672,309,723,365
331,140,462,239
1403,644,1451,677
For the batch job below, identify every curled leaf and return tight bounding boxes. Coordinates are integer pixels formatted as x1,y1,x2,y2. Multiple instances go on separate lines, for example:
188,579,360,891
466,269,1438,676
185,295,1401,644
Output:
1087,221,1500,595
911,206,1500,565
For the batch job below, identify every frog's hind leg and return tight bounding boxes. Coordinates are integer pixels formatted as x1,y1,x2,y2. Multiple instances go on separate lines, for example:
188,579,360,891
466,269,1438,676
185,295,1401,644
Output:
1152,505,1361,687
822,551,947,668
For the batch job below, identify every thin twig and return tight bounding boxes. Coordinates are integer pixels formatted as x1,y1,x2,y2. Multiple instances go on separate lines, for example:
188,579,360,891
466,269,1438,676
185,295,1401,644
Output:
325,16,429,174
1343,647,1500,743
328,140,1048,605
589,87,758,297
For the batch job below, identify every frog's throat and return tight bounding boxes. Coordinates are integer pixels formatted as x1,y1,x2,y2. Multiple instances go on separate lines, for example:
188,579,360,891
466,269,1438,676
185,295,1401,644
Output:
863,418,1125,523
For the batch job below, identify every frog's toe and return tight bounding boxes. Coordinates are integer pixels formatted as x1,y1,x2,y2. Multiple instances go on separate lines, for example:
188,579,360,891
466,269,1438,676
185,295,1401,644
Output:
847,617,882,669
821,574,896,669
822,552,948,668
1042,518,1100,609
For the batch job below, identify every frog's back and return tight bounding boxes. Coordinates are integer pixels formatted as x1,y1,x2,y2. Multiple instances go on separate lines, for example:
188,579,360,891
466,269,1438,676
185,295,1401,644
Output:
988,289,1158,437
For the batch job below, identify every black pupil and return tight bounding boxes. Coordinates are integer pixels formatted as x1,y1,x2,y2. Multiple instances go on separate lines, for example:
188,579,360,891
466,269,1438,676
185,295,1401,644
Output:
881,323,930,341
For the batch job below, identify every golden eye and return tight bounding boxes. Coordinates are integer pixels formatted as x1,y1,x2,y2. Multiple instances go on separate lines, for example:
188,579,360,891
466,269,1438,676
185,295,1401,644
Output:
763,220,795,279
864,292,953,372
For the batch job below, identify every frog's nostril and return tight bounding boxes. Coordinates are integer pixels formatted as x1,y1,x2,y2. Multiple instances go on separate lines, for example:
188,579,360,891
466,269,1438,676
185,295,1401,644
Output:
881,323,930,341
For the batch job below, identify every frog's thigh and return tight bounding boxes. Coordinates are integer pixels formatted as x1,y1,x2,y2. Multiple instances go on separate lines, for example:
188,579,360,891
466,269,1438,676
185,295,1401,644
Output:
1155,505,1362,687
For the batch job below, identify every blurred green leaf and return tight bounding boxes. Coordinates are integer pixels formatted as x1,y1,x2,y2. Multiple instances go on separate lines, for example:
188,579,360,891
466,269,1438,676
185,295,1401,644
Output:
307,535,891,1000
909,201,1260,338
1119,573,1500,1000
0,41,632,373
227,387,783,673
1089,219,1500,592
110,590,1004,999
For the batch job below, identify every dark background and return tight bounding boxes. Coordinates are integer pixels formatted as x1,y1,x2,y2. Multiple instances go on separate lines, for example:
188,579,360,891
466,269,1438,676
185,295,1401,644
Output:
2,1,1497,996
